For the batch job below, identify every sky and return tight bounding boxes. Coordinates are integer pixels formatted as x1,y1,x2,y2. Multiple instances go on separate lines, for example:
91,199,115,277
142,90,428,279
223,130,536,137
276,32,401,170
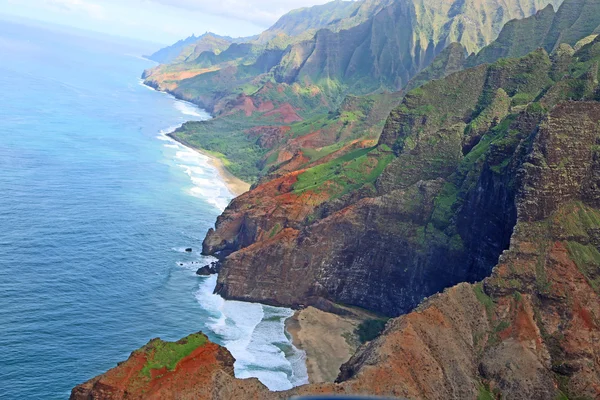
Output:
0,0,337,45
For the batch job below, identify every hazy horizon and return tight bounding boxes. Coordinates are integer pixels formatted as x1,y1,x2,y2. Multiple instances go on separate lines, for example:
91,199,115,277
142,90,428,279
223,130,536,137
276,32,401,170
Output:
0,0,348,45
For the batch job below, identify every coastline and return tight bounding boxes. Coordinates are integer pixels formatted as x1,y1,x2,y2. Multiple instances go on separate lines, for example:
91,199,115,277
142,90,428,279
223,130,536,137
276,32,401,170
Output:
167,132,250,198
285,307,363,384
141,79,249,197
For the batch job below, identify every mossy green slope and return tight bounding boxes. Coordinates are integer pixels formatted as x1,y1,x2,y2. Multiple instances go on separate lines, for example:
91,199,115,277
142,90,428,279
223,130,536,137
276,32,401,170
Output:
139,333,208,378
171,91,402,183
275,0,562,98
211,34,600,318
468,0,600,67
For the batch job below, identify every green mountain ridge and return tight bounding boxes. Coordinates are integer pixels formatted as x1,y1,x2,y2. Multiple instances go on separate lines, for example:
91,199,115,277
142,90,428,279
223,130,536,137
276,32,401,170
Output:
145,32,252,64
253,0,370,45
74,1,600,398
143,0,563,148
274,0,564,97
467,0,600,66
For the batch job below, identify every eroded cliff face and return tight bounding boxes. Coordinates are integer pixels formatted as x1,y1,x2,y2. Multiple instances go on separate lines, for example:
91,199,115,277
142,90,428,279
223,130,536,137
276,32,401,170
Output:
207,48,566,316
69,333,269,400
324,101,600,399
72,102,600,400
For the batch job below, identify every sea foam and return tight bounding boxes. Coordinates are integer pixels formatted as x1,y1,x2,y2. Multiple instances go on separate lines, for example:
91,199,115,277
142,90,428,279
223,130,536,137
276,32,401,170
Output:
174,100,210,118
164,96,309,391
194,275,309,391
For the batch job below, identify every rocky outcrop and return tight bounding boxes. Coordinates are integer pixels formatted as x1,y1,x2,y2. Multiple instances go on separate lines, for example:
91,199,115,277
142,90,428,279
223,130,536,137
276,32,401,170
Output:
70,333,268,400
467,0,600,67
326,102,600,399
207,48,559,316
73,102,600,398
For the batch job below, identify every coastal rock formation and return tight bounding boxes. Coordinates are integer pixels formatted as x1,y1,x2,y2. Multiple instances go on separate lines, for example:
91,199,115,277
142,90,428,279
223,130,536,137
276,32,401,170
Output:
69,333,268,400
74,10,600,399
196,262,219,276
72,100,600,400
207,47,565,316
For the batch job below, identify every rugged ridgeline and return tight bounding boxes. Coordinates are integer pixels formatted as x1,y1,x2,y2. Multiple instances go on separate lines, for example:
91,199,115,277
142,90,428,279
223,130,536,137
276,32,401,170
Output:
408,0,600,90
145,33,251,64
272,0,563,96
144,0,561,113
73,39,600,399
252,0,373,45
142,0,566,186
203,21,600,315
467,0,600,66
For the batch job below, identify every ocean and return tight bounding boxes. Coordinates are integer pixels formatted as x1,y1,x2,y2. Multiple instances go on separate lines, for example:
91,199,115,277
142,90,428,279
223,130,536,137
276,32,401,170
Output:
0,19,307,398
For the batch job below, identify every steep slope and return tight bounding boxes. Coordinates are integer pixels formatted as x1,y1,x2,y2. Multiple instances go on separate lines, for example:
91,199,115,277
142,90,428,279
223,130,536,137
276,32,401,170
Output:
206,35,600,318
404,42,468,91
468,0,600,66
145,33,241,64
145,35,204,64
73,98,600,400
175,34,234,64
322,100,600,400
253,0,367,45
273,0,564,97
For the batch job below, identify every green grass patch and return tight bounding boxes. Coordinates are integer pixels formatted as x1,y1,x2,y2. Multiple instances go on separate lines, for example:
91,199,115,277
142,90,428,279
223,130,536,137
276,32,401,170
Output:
293,146,394,198
140,333,208,378
172,119,268,183
474,283,495,316
301,141,347,162
431,183,459,230
478,384,495,400
269,223,282,238
566,241,600,292
355,319,388,343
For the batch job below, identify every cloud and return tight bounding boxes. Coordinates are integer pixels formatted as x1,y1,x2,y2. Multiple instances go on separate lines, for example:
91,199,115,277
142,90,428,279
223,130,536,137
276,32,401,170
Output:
44,0,106,19
144,0,333,27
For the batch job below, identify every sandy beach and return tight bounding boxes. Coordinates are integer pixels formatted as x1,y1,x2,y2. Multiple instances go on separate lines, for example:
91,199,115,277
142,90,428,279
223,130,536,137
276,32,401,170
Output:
286,307,365,384
196,148,250,197
167,133,250,197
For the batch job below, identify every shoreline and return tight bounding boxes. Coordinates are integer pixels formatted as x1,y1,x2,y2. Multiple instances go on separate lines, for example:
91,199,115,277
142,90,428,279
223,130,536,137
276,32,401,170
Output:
167,133,250,197
141,80,249,197
285,307,364,384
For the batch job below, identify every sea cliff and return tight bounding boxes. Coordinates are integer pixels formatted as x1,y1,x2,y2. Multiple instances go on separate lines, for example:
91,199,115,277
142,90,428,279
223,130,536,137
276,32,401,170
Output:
73,0,600,398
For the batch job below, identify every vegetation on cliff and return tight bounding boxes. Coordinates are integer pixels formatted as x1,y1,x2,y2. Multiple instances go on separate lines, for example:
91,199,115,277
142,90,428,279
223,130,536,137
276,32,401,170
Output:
70,333,268,399
144,0,563,185
171,91,402,183
73,96,600,399
139,333,208,378
207,13,600,319
467,0,600,66
73,1,600,399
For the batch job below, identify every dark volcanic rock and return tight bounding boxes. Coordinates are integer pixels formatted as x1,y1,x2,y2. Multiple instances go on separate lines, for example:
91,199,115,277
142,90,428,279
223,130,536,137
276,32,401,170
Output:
210,50,556,316
196,262,219,276
72,101,600,400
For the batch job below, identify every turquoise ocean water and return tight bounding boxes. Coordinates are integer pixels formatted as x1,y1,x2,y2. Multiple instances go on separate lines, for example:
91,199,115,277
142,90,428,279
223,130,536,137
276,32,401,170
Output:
0,19,307,399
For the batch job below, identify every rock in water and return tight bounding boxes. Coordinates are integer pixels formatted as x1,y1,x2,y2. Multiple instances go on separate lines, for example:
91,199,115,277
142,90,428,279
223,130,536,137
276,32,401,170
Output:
196,265,216,276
